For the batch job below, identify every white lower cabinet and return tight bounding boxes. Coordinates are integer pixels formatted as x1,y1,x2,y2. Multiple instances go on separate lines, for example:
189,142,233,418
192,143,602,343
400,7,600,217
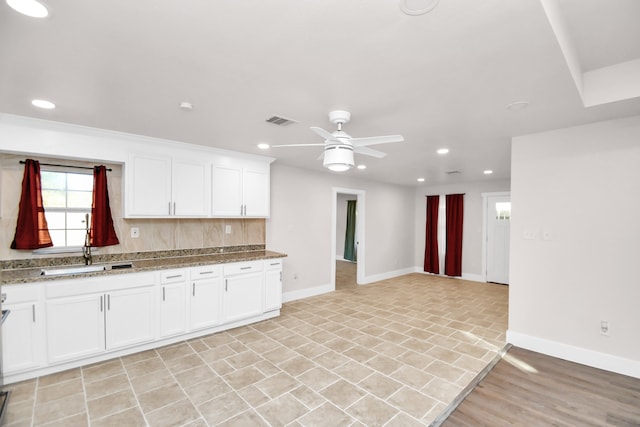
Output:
3,258,284,383
45,272,157,364
264,259,283,312
2,284,46,374
223,261,264,324
159,270,188,338
189,266,222,331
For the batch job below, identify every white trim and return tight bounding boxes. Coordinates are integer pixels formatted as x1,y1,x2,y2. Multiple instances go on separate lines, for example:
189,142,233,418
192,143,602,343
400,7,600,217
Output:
282,283,333,303
413,267,485,283
481,191,511,283
360,267,416,285
507,330,640,379
332,188,366,289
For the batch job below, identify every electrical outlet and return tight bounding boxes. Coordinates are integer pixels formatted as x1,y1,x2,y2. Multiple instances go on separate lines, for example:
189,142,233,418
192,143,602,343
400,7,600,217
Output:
131,227,139,238
225,225,231,234
600,320,610,336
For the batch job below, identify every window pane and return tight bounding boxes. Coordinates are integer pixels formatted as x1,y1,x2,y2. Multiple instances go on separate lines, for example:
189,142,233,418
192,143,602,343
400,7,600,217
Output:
48,230,66,247
67,173,93,191
68,212,91,230
68,191,92,208
40,171,66,190
67,230,86,247
44,211,66,230
42,190,66,208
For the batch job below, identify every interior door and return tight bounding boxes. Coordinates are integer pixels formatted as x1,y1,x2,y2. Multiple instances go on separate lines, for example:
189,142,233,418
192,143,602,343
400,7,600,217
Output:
486,195,511,284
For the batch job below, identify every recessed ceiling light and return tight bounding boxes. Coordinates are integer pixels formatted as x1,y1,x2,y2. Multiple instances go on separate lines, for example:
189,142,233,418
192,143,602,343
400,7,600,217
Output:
484,170,493,175
179,101,193,110
506,101,529,111
6,0,48,17
257,143,270,150
31,99,55,109
437,148,449,155
357,164,366,170
399,0,440,16
417,178,425,182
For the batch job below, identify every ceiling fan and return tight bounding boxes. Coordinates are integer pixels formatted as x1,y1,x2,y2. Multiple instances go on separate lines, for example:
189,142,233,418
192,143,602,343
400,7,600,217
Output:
272,110,404,172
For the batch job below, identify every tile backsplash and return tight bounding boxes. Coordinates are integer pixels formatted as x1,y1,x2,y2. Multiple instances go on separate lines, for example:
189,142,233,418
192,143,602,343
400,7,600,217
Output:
0,153,265,261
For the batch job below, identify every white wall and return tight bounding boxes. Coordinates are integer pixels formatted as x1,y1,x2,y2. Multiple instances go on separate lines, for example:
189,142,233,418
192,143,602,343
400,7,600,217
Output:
413,180,510,279
266,164,415,297
336,194,356,258
508,115,640,378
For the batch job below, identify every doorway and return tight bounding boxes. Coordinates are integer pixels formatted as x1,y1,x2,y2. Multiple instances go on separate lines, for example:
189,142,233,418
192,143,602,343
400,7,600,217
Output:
331,188,365,291
482,192,511,284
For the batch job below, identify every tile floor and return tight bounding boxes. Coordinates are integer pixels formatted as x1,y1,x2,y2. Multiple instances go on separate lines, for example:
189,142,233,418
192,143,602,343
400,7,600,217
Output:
4,273,508,426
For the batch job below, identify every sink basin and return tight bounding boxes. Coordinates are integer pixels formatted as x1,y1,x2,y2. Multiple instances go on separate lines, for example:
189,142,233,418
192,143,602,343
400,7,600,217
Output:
41,265,107,276
40,262,135,276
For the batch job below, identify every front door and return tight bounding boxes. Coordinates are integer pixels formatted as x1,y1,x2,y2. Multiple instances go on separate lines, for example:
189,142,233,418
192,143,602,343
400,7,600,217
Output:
486,195,511,284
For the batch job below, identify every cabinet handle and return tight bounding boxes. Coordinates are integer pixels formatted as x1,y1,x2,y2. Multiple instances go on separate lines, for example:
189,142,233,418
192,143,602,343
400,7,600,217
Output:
163,287,166,301
108,294,111,310
199,271,214,275
270,262,279,266
225,279,228,292
192,283,196,296
100,295,103,312
240,205,243,215
244,204,247,216
32,304,36,322
173,202,176,215
165,274,182,279
168,202,171,215
240,266,251,270
280,272,282,281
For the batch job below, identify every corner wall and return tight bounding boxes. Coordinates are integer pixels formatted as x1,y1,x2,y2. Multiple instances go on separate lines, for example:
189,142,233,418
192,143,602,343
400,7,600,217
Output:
509,115,640,378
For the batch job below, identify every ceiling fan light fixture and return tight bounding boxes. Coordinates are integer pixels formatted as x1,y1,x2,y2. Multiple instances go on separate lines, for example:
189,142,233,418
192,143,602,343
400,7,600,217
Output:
323,145,354,172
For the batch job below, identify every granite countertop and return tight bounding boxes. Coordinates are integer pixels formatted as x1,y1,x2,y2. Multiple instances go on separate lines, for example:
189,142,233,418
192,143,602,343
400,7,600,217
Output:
1,248,287,285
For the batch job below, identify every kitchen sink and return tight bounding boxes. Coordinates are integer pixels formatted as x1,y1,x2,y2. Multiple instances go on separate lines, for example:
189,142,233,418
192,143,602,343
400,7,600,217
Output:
40,262,134,276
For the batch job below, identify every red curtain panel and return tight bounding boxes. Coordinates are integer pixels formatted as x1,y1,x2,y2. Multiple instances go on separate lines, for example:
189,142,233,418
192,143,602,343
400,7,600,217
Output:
90,165,120,247
445,193,464,276
423,195,440,274
10,159,53,249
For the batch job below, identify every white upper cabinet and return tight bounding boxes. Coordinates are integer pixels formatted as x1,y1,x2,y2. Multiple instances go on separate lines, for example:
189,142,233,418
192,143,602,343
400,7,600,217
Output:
212,158,270,218
125,153,210,218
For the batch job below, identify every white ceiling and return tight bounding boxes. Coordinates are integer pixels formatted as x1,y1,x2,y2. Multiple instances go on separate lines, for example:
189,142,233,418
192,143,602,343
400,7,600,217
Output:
1,0,639,186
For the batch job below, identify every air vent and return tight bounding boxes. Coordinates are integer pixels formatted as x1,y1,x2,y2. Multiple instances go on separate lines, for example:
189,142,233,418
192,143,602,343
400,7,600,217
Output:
446,170,461,175
266,115,297,126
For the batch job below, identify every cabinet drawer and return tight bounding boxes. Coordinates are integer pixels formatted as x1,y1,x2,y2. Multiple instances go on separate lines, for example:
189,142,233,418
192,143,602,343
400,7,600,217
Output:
190,265,220,281
160,269,187,284
46,272,156,298
264,259,283,270
223,261,263,276
2,283,41,304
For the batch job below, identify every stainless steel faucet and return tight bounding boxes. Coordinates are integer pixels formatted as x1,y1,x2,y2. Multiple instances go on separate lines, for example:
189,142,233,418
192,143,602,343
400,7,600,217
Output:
83,213,92,265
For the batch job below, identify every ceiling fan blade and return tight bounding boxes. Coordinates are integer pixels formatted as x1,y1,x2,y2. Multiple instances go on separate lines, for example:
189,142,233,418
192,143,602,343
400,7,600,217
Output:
310,126,338,141
270,143,326,148
354,146,387,158
351,135,404,147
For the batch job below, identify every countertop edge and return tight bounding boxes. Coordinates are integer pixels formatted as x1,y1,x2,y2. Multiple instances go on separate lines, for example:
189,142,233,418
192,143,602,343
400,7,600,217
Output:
1,250,287,285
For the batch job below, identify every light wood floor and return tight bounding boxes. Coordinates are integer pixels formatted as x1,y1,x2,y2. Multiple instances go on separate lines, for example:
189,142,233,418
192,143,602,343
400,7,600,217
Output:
438,346,640,426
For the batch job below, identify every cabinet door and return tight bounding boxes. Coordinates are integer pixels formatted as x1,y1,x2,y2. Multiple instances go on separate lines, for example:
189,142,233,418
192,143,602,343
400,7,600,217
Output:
223,272,264,324
190,278,222,331
243,166,270,217
172,158,211,216
212,164,243,216
264,268,283,312
2,302,45,374
106,286,155,350
46,294,105,364
159,283,188,337
126,153,172,217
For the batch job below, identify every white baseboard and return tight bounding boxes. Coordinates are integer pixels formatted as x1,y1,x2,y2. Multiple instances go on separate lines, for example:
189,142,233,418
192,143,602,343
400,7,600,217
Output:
361,267,416,284
507,330,640,379
283,283,333,303
412,267,484,283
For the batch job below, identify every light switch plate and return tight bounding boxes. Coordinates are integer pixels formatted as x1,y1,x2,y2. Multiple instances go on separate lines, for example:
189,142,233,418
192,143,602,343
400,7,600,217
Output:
225,225,231,234
131,227,139,238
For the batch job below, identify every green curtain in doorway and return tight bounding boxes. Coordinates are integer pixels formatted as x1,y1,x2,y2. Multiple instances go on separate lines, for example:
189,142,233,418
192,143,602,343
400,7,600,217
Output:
344,200,357,262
